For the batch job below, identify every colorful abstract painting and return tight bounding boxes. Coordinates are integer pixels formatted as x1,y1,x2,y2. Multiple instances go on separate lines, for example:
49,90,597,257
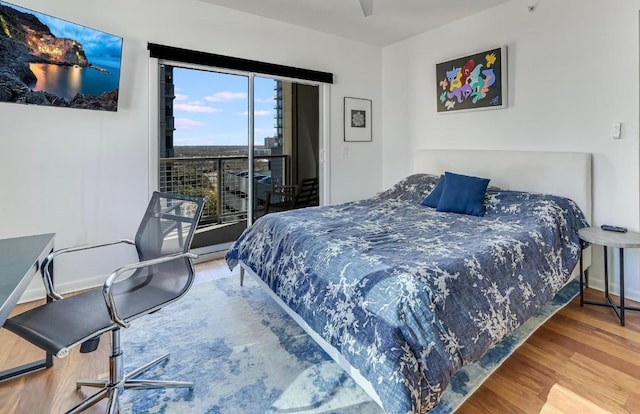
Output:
436,46,506,113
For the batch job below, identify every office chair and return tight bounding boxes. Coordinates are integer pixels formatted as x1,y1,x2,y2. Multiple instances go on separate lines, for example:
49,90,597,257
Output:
264,177,319,214
4,191,204,414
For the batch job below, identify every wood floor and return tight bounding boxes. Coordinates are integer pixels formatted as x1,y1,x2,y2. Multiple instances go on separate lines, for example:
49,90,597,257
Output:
1,260,639,413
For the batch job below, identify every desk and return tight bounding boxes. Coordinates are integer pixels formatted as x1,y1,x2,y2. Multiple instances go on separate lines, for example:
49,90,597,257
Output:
0,233,55,381
579,227,640,326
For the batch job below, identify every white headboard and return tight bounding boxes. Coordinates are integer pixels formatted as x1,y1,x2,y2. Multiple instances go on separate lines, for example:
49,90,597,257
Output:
414,149,592,224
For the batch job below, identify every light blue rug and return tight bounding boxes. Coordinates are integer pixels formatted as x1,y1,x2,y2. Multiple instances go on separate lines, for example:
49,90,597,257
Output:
118,271,579,413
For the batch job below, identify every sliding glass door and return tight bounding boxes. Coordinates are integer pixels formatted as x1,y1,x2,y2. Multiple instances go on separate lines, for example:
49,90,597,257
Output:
157,64,321,252
250,77,319,220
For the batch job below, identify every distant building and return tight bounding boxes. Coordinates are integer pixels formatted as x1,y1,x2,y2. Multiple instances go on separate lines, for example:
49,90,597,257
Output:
159,65,175,158
274,81,283,143
264,137,279,148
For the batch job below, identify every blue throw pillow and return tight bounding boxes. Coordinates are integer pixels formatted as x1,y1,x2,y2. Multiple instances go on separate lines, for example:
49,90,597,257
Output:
420,175,445,208
436,171,490,216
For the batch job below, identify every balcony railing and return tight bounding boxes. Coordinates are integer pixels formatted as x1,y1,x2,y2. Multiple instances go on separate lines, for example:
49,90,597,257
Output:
159,155,289,225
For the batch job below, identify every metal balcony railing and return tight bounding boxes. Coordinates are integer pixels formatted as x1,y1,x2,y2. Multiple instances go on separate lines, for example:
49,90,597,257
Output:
159,155,289,225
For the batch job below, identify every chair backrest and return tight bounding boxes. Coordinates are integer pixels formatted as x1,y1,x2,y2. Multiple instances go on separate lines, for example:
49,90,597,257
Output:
113,192,205,321
293,177,319,208
135,192,204,260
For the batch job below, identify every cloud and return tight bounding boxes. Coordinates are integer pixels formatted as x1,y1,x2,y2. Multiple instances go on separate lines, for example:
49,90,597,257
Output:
175,118,206,129
205,91,247,102
238,110,271,116
174,101,222,113
174,93,188,102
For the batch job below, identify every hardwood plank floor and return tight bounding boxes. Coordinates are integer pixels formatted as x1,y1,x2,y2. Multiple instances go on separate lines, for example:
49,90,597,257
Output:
460,287,640,414
1,261,639,413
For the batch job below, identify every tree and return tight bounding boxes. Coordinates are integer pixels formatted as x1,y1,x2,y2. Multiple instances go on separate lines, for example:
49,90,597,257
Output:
171,165,217,219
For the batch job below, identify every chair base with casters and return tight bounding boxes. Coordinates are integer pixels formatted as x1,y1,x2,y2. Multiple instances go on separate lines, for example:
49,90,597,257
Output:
68,329,192,414
3,192,205,414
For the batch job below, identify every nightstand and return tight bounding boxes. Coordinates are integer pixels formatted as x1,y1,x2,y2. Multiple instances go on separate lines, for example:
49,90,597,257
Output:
578,227,640,326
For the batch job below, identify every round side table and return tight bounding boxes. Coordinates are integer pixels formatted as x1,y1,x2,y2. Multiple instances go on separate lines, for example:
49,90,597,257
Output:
578,227,640,326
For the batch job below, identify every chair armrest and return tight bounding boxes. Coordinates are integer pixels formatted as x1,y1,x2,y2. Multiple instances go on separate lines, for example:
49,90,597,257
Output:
41,239,135,300
102,252,198,328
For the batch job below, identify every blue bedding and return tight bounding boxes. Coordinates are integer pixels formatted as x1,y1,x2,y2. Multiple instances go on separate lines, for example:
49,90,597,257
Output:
225,174,588,413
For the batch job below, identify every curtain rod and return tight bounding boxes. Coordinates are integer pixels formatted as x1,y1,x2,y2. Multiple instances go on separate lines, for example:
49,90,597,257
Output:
148,43,334,84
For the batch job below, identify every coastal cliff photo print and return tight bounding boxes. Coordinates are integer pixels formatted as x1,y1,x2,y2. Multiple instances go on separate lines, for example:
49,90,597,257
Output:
0,2,122,111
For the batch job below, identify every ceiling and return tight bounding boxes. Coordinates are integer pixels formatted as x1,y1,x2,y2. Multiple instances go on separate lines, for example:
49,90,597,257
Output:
196,0,511,47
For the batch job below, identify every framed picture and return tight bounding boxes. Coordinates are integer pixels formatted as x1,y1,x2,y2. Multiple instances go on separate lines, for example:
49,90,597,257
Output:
0,1,123,111
344,97,372,142
436,46,507,113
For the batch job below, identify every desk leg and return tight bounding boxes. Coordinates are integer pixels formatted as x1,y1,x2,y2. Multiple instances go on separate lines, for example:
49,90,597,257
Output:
620,248,625,326
44,258,53,368
0,254,54,382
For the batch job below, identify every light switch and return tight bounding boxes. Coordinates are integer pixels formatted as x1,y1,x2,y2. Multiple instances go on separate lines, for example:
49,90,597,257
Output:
612,122,622,139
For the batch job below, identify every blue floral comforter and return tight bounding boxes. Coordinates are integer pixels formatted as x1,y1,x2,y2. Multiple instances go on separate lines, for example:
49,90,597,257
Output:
225,174,588,413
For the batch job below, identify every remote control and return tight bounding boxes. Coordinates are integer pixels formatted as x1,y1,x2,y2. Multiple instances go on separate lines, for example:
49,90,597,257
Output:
601,224,627,233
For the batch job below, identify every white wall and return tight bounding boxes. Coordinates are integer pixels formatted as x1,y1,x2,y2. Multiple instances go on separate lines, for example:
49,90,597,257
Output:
1,0,382,299
382,0,640,300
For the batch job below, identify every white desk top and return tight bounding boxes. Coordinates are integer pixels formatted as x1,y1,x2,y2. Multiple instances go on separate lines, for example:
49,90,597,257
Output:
578,227,640,248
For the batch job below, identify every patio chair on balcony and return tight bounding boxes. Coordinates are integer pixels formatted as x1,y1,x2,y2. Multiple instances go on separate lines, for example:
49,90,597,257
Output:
264,177,319,214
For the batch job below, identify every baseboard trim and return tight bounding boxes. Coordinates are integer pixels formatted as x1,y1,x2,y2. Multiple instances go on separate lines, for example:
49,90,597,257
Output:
584,280,640,303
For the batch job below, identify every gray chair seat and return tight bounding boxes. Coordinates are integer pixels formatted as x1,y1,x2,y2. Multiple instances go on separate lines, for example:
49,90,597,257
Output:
5,281,176,358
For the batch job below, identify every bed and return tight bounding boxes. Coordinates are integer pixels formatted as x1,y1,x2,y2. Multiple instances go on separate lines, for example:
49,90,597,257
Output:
225,149,592,413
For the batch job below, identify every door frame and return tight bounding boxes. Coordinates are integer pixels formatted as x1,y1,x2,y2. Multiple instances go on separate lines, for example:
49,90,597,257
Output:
148,58,330,257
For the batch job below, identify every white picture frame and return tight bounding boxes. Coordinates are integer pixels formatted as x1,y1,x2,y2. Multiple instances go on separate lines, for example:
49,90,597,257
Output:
344,97,372,142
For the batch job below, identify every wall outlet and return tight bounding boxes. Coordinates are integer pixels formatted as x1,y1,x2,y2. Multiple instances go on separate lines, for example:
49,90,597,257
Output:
612,122,622,139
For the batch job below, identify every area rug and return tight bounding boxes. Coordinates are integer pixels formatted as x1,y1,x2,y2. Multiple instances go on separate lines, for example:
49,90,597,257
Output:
118,270,579,413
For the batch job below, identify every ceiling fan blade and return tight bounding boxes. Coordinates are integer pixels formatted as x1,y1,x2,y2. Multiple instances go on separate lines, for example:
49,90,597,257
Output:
359,0,373,17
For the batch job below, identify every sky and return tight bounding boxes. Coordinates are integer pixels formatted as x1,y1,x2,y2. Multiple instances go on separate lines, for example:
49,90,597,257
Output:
172,67,277,147
3,2,123,68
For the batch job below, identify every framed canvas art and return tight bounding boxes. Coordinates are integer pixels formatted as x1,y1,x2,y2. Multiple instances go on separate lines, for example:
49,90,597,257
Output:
436,46,506,113
0,1,123,111
344,97,372,142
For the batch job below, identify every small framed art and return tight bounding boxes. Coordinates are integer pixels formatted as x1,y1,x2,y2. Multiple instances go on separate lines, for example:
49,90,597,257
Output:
436,46,507,113
344,97,372,142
